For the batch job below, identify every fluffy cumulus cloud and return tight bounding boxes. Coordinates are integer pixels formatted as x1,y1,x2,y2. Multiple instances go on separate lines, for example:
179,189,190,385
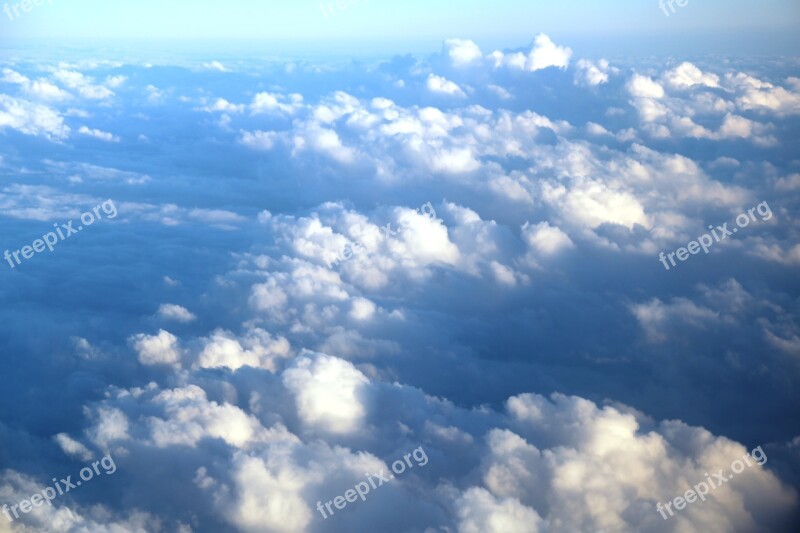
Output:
526,33,573,71
130,329,183,367
77,125,120,142
443,39,484,67
522,221,575,258
157,303,197,323
629,74,666,99
196,328,291,371
456,487,545,533
14,359,794,532
489,34,572,72
0,94,70,139
480,393,798,532
251,92,304,115
623,67,784,145
1,30,800,533
426,73,467,97
729,73,800,116
282,354,370,434
575,59,616,86
664,62,721,89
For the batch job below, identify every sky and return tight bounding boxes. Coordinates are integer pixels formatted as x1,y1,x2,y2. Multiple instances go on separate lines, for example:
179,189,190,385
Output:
0,0,799,54
1,2,800,533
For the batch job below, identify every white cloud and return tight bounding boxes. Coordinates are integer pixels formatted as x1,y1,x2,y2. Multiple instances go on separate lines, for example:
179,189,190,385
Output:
146,385,294,449
52,69,115,99
522,221,575,257
295,122,357,163
575,58,615,86
282,353,370,434
0,469,163,532
53,433,93,461
27,80,71,101
456,487,545,533
628,74,666,99
206,97,245,113
78,125,120,142
187,208,247,225
1,68,29,85
774,173,800,191
426,73,467,97
664,62,720,89
630,297,719,342
526,34,572,71
79,85,114,99
87,406,130,448
105,75,127,88
219,452,313,532
2,69,71,101
130,329,183,367
250,92,303,114
624,70,778,145
489,34,572,72
157,303,197,323
349,297,377,321
0,95,70,139
429,147,480,173
541,179,651,230
728,72,800,116
498,392,798,532
203,60,228,72
764,328,800,357
239,130,278,150
196,328,291,371
443,38,484,67
487,84,512,99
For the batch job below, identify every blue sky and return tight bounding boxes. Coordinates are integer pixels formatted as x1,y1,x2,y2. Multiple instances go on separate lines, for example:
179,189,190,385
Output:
1,0,799,53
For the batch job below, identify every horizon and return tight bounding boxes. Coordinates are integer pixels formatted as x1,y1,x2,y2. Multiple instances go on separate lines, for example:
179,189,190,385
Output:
0,0,798,56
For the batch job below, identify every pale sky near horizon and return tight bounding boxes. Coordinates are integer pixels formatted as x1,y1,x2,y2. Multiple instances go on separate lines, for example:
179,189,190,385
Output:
0,0,798,46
